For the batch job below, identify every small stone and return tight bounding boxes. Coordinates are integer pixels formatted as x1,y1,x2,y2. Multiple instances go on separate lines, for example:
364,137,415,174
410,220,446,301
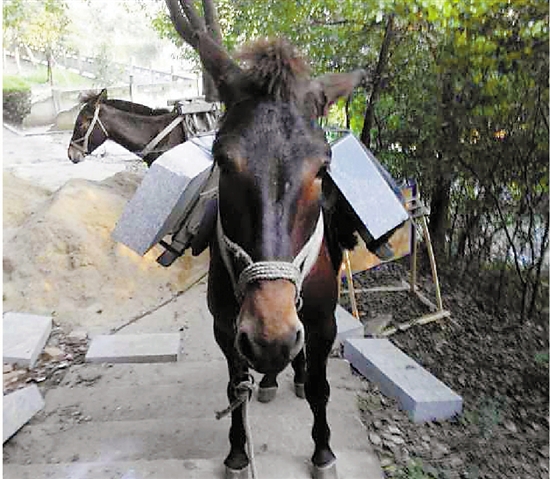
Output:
388,425,402,435
3,369,27,385
421,434,431,442
373,420,383,430
369,432,382,446
44,347,64,360
389,435,405,445
68,331,88,342
504,421,518,433
432,442,450,459
3,364,14,374
380,457,394,468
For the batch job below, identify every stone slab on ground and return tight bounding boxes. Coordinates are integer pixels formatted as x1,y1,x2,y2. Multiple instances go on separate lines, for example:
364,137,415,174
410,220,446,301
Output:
85,333,182,364
344,338,463,422
3,312,52,368
3,385,45,443
335,304,364,347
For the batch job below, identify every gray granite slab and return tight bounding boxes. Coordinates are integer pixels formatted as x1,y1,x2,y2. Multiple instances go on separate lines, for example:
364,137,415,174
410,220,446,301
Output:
85,333,182,364
3,384,45,443
3,312,52,368
112,135,215,255
329,134,409,241
335,304,364,348
344,338,463,422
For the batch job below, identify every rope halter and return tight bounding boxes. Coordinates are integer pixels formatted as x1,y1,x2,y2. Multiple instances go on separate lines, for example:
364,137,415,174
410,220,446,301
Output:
70,103,109,154
217,208,325,306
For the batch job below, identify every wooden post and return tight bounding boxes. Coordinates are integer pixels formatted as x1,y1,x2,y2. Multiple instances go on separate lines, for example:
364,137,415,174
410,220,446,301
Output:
419,214,444,310
129,74,134,102
343,250,360,319
410,218,418,293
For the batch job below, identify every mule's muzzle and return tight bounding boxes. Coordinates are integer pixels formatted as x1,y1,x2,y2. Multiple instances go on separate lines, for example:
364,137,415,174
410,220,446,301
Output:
68,144,85,164
236,280,305,374
237,322,304,373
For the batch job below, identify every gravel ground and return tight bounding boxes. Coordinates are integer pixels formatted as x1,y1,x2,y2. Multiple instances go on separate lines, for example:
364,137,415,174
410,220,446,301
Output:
339,259,548,479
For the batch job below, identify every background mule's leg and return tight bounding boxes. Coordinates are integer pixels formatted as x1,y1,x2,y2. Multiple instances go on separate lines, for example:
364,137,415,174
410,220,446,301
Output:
258,347,306,402
292,348,306,398
258,373,278,403
214,324,251,474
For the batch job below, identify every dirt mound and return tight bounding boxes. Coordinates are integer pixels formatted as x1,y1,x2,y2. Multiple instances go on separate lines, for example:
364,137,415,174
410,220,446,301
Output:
3,171,209,334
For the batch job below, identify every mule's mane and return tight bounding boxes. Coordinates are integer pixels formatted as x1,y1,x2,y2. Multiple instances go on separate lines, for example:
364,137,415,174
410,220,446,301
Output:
79,91,171,115
237,38,311,102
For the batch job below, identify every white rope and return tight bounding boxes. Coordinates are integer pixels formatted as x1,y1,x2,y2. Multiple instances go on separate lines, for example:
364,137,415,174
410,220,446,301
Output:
215,379,257,479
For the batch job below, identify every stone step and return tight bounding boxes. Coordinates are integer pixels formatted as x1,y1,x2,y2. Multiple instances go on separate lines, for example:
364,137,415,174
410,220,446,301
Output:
4,450,377,479
85,333,182,364
45,360,359,424
4,413,369,465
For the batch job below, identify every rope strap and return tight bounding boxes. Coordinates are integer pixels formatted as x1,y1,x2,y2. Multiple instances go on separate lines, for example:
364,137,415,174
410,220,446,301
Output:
140,115,184,158
217,209,325,305
237,261,300,301
215,379,258,479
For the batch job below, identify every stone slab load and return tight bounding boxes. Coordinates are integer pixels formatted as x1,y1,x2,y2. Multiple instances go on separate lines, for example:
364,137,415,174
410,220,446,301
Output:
85,333,182,364
3,312,52,368
344,338,463,422
3,385,45,443
112,135,215,256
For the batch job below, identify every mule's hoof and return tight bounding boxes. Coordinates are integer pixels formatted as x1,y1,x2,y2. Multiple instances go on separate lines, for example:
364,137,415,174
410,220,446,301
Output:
225,464,250,479
257,386,277,403
294,382,305,399
311,460,338,479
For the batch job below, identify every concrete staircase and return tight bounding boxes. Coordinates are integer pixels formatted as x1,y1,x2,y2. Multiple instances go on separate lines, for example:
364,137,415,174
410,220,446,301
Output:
3,282,384,479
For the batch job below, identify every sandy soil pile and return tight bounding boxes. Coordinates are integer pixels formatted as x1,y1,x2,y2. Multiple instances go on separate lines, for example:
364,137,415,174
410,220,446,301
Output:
3,170,209,334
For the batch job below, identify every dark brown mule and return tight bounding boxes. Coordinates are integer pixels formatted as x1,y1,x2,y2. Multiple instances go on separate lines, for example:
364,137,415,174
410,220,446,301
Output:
167,1,365,477
67,89,187,166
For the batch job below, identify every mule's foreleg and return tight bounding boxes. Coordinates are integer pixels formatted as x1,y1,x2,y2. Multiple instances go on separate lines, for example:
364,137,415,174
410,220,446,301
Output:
304,321,337,470
214,325,250,472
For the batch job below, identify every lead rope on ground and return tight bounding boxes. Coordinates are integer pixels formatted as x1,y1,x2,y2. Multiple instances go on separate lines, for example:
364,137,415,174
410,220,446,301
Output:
215,378,258,479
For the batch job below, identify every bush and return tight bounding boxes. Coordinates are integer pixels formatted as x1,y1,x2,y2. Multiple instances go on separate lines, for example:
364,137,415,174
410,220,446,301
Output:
3,76,32,125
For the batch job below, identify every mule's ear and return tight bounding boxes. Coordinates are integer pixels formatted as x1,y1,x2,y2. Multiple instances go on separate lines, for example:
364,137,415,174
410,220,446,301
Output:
307,69,367,117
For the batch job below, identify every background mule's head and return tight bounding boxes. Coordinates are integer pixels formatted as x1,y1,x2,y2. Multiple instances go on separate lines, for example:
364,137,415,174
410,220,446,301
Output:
68,89,109,163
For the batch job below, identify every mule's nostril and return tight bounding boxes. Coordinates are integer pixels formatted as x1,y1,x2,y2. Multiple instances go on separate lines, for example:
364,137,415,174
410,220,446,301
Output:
237,331,254,361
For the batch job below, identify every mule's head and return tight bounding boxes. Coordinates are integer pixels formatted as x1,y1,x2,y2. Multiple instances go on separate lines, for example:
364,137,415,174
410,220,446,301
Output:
167,1,365,374
213,43,364,373
68,89,109,163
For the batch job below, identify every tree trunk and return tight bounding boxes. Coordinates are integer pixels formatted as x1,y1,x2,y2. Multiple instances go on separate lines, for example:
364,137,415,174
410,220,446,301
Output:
202,73,217,102
202,0,222,102
46,50,54,86
428,175,452,261
360,15,394,149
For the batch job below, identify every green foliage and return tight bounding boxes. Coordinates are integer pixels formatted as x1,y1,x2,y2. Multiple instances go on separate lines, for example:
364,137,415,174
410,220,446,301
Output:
3,76,31,124
3,0,70,51
394,459,438,479
2,75,30,91
149,0,549,319
534,351,549,365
